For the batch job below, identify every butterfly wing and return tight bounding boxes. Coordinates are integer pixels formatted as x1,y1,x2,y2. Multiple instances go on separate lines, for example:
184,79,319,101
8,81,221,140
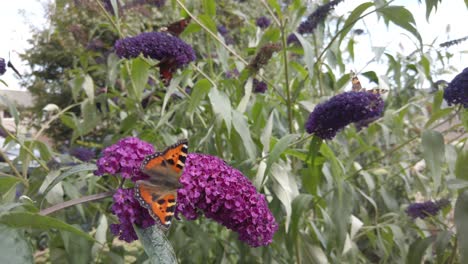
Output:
157,58,177,86
136,139,188,228
351,71,362,92
166,18,191,37
351,71,388,94
134,181,177,229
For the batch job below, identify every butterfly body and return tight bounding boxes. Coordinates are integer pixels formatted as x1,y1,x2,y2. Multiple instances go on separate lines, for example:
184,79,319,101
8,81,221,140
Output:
351,71,387,94
135,139,188,229
157,18,191,86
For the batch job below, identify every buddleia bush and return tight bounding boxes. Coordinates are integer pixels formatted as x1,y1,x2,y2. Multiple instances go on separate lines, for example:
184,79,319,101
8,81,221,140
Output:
1,0,467,263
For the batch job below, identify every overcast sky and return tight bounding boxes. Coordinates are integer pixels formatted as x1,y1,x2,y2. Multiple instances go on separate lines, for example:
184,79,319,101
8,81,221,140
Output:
0,0,466,90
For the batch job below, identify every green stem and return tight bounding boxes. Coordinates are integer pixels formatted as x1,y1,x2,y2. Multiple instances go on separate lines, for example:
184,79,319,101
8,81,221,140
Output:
314,1,394,75
175,0,248,65
1,127,49,172
280,24,294,134
0,149,27,186
96,0,123,37
39,191,114,216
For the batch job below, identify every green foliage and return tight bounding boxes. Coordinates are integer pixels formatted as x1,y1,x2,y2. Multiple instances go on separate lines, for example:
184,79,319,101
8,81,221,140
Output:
1,0,467,263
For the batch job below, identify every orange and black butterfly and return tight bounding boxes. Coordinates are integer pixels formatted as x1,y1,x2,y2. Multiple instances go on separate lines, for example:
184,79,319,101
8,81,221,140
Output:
351,71,387,94
158,18,191,86
134,139,188,229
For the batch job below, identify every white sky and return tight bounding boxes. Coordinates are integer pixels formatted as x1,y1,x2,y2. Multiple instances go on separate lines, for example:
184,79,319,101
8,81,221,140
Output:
0,0,466,90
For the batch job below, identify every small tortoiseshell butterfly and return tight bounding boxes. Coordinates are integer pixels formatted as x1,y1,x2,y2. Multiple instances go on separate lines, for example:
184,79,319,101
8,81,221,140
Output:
134,139,188,229
157,18,191,86
351,71,387,94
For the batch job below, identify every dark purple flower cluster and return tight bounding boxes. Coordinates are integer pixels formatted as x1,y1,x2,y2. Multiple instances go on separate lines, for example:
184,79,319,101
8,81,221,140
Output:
217,25,234,45
114,32,196,68
94,137,154,181
305,91,384,139
287,33,300,46
217,25,229,36
443,67,468,108
298,0,343,34
253,78,268,93
70,147,95,162
256,16,271,29
0,58,5,75
176,153,278,247
225,69,239,79
110,188,155,242
406,199,450,219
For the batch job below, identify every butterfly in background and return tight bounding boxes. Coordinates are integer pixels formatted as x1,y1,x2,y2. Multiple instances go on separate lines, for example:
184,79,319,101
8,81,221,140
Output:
351,71,387,94
135,139,188,229
161,17,192,37
158,18,191,86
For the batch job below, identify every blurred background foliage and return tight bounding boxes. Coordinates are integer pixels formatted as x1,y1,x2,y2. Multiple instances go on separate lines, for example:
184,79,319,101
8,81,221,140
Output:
0,0,468,263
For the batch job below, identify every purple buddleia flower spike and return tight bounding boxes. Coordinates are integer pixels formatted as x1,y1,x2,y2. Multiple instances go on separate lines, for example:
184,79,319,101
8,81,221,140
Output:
0,58,6,75
443,67,468,108
176,153,278,247
298,0,344,34
110,188,155,242
94,137,155,181
406,199,450,219
305,91,384,139
114,32,196,68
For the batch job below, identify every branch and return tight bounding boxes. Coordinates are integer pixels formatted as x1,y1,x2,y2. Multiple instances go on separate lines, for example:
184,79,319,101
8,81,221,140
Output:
39,191,114,216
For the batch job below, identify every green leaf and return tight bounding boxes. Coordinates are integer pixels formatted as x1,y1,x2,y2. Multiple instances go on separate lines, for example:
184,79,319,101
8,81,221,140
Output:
339,2,374,44
0,224,33,264
424,0,443,20
295,34,315,80
209,88,232,134
236,77,253,113
188,79,212,116
130,57,150,101
232,110,256,160
455,150,468,180
198,14,217,33
134,225,177,264
40,163,97,197
267,0,282,15
0,95,20,127
406,236,434,264
0,176,21,194
82,75,94,101
290,194,313,238
424,108,453,128
455,190,468,263
0,212,94,242
203,0,216,16
266,134,299,176
378,6,422,46
422,130,445,189
271,163,299,229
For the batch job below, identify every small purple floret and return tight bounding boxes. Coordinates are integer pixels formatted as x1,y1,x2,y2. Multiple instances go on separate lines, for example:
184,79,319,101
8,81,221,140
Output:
256,16,271,29
253,78,268,93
